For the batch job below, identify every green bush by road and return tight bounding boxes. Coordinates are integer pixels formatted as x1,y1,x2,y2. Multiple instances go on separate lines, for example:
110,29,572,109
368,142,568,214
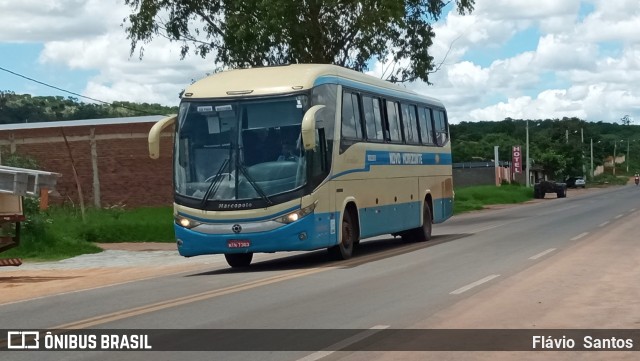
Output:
590,173,628,186
3,206,174,261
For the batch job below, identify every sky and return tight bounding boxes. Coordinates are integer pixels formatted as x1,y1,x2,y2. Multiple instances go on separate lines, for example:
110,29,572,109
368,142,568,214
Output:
0,0,639,124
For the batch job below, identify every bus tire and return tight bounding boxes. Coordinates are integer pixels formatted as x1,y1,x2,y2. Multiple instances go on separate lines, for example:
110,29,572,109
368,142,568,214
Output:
225,253,253,268
328,209,356,260
412,202,433,242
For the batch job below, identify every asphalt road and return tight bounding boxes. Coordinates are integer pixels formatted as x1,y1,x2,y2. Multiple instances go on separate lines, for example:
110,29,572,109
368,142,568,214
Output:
2,185,639,360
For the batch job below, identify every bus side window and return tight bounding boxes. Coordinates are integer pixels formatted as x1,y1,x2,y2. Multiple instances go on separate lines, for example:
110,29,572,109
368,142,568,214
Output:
362,95,384,141
434,109,449,146
385,100,402,142
401,103,419,144
341,91,363,140
418,107,435,145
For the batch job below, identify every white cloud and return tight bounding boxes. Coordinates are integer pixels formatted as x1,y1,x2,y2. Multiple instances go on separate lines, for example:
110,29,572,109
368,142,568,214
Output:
589,0,640,21
405,0,640,124
39,32,214,105
446,61,490,88
486,52,539,90
430,12,523,65
468,90,586,121
535,34,598,71
468,82,640,123
0,0,121,42
0,0,216,106
581,15,640,44
475,0,580,21
2,0,219,106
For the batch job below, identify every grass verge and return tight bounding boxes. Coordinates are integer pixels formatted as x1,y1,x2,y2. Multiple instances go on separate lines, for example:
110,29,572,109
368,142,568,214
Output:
2,206,174,261
454,184,534,215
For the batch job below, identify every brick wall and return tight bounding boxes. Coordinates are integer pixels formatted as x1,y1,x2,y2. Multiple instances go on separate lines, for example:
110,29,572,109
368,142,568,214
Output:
452,167,497,188
0,122,174,208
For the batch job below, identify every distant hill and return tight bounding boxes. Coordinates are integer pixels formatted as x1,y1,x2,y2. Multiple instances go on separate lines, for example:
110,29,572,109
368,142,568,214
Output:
451,117,640,178
0,91,178,124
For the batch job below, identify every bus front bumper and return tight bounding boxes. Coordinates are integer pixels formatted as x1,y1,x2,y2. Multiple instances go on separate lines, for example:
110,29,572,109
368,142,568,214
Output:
174,214,334,256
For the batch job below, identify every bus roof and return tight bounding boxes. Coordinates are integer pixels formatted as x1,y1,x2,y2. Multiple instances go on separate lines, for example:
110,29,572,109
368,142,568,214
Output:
183,64,443,107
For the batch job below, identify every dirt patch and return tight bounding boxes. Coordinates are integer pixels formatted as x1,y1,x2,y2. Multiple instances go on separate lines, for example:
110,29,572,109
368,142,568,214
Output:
0,262,214,305
1,244,216,305
0,275,81,284
96,242,177,251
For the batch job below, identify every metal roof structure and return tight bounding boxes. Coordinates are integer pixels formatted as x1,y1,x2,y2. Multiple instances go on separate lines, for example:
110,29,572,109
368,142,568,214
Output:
0,115,167,131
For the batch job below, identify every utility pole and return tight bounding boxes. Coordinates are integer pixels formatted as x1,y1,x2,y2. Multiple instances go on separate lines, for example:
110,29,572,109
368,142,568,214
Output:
494,146,500,186
627,139,630,173
581,128,585,179
566,129,569,144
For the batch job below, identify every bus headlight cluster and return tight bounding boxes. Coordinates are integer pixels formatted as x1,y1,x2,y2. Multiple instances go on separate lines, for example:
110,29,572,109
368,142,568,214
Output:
175,215,201,229
274,202,317,224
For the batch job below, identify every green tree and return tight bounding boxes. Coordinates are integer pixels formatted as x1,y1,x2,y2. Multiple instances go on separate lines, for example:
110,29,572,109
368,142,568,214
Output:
537,150,566,180
621,115,631,126
123,0,475,83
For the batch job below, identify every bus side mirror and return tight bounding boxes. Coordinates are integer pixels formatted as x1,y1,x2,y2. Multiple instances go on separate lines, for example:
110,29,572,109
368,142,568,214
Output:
148,115,177,159
301,105,325,151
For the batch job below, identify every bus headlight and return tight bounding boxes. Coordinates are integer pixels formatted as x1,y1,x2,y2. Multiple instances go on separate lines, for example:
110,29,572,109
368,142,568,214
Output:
274,202,317,224
175,215,201,229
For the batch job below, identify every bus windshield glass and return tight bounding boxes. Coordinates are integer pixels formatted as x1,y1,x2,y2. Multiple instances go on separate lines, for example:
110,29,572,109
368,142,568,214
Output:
174,95,309,203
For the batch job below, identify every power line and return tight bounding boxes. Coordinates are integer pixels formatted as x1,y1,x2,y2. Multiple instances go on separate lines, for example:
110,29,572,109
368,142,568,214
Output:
0,65,172,116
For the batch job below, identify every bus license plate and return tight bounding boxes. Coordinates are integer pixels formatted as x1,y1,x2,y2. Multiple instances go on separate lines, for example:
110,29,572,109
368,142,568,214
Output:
228,240,251,248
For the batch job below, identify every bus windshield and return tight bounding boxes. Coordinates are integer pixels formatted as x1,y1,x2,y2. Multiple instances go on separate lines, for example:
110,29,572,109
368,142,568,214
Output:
174,95,309,203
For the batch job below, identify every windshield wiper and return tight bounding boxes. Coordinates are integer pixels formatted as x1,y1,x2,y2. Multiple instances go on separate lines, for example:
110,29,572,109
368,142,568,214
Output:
237,164,273,206
200,158,229,207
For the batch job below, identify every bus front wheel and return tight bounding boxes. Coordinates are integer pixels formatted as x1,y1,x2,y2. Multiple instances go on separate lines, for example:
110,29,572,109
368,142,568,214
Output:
225,253,253,268
329,210,356,260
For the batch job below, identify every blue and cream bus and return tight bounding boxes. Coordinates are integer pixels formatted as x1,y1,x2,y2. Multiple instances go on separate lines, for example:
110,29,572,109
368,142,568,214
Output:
149,64,453,267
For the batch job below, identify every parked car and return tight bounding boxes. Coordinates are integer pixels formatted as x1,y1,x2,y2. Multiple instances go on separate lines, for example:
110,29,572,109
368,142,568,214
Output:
565,176,586,188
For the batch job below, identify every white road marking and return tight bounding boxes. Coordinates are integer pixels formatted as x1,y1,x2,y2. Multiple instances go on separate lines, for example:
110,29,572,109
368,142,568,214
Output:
296,325,390,361
631,208,637,212
450,274,500,295
598,221,610,227
529,248,557,260
615,214,624,219
570,232,589,241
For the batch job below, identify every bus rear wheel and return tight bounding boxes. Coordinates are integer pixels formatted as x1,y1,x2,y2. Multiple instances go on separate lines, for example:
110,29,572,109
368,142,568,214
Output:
404,203,432,243
225,253,253,268
328,210,356,260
